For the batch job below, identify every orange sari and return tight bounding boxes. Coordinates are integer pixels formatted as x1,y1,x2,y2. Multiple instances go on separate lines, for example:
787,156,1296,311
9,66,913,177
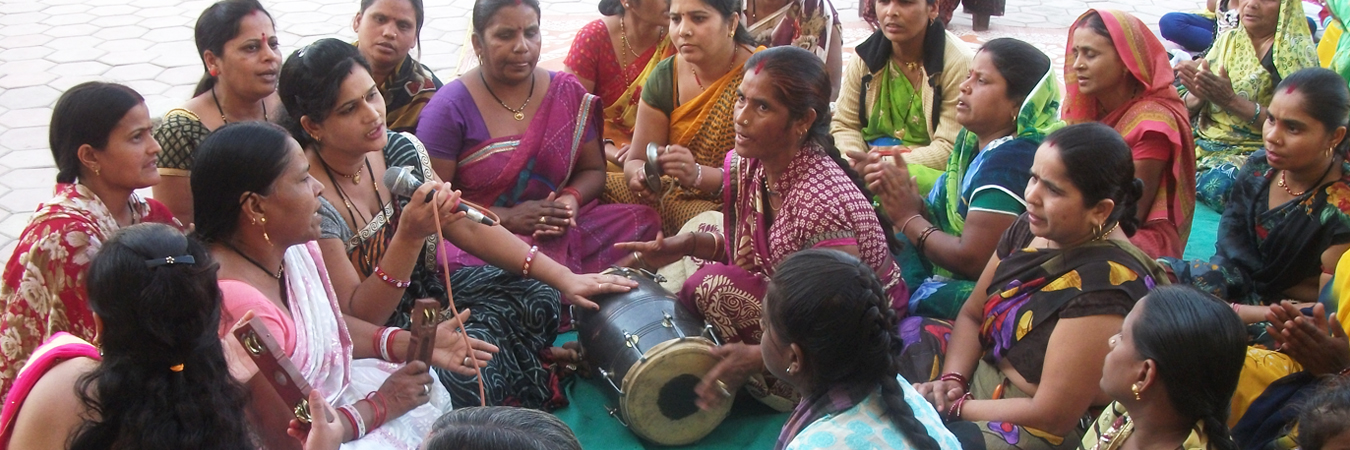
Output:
1064,10,1196,259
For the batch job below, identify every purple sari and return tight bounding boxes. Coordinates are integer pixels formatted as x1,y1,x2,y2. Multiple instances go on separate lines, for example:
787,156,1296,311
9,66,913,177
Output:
427,73,659,274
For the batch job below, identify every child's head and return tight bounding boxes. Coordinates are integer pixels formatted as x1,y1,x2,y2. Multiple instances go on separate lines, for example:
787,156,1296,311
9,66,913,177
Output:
1298,378,1350,450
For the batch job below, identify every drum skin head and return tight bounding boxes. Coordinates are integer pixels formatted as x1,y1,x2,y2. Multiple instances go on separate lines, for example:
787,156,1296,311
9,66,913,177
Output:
620,338,732,446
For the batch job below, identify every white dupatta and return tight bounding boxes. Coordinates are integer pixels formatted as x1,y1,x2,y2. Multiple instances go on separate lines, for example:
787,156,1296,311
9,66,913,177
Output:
284,242,451,449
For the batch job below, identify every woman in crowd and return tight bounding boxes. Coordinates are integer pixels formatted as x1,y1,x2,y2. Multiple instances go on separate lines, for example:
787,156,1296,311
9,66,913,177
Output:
871,37,1060,320
609,0,757,235
1164,68,1350,318
1064,10,1196,259
838,0,971,194
422,407,583,450
285,37,638,409
353,0,441,133
906,123,1166,450
192,122,504,449
152,0,282,224
764,249,961,449
418,0,659,275
563,0,672,167
0,82,178,397
1177,0,1317,210
0,224,256,449
1083,285,1246,450
742,0,843,98
620,46,904,411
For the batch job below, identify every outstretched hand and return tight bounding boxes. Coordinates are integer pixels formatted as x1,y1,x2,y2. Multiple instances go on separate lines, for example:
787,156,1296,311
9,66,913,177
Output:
430,308,499,376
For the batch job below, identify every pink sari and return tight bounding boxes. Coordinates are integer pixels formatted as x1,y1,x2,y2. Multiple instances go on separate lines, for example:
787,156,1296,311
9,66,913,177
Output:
0,332,99,447
442,73,659,273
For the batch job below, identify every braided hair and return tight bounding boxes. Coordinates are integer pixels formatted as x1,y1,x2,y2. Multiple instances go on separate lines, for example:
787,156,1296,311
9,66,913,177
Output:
744,46,902,252
766,249,940,449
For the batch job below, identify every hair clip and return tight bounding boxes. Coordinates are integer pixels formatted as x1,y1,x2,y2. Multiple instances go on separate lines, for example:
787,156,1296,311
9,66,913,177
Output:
169,363,185,372
145,255,196,268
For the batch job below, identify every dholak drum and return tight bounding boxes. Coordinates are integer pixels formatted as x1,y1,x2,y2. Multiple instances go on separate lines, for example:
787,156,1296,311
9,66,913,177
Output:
574,267,732,446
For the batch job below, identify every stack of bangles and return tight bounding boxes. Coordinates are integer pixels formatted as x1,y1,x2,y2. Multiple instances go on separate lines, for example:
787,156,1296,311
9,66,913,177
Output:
940,372,971,421
916,226,941,255
374,327,404,364
336,392,390,441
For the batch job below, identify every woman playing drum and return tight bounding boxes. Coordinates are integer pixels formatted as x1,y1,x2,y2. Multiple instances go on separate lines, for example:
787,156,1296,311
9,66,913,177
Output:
617,46,903,411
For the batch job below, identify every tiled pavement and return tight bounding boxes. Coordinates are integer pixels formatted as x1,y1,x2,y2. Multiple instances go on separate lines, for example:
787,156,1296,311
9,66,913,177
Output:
0,0,1201,257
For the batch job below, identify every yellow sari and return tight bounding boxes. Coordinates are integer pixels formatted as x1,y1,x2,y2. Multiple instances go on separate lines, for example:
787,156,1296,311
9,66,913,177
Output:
604,53,750,234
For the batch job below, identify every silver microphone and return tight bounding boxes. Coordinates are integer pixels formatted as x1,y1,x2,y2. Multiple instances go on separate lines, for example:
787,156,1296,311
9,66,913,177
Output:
382,166,496,226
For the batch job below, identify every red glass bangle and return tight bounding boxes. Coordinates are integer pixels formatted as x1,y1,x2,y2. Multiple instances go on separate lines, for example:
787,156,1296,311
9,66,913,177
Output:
374,265,411,289
560,186,582,201
939,372,970,390
522,245,538,278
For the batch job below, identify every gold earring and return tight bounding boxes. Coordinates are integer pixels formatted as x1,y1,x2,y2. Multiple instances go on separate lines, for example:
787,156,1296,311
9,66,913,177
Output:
92,166,101,177
259,216,272,246
1131,383,1142,401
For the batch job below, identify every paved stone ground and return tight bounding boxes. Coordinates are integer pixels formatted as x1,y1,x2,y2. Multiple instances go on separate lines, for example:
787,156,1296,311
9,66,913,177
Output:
0,0,1201,257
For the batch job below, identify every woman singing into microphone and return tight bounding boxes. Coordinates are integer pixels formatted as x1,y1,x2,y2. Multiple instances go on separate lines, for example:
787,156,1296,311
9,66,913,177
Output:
281,38,638,408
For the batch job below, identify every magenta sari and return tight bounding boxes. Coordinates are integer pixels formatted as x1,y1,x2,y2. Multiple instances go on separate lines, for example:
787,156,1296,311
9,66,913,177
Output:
440,73,659,274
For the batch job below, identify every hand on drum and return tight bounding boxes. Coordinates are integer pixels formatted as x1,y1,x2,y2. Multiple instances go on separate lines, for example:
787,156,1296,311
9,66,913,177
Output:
614,232,691,271
912,378,966,414
431,308,499,376
695,343,764,411
559,272,638,310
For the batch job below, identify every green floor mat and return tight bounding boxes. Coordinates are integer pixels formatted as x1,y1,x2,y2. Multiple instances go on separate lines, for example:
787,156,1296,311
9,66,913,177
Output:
551,332,789,449
548,206,1224,448
1182,204,1223,262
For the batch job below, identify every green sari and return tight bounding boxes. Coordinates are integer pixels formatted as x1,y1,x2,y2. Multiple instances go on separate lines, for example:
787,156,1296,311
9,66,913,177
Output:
898,70,1065,320
1193,0,1317,210
862,61,942,192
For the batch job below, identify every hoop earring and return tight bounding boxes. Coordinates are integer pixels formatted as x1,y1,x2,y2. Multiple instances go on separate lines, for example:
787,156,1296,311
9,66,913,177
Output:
1090,223,1102,239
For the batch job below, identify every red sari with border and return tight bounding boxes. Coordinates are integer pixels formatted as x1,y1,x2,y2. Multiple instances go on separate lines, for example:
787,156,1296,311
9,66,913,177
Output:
0,184,177,398
1064,9,1197,259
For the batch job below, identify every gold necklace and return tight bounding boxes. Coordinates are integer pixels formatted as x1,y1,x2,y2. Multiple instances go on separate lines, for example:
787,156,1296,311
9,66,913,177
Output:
479,70,536,121
1279,157,1337,197
690,49,739,91
619,16,642,59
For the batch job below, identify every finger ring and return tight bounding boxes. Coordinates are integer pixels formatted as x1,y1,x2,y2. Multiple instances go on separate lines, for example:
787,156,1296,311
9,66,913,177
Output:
463,356,472,366
715,379,731,397
538,216,547,224
423,384,431,395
